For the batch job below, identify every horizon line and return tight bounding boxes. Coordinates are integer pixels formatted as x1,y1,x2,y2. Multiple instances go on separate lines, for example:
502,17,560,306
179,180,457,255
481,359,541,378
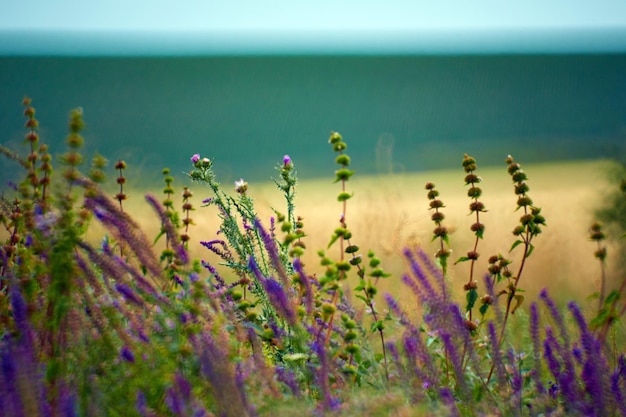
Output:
2,27,626,57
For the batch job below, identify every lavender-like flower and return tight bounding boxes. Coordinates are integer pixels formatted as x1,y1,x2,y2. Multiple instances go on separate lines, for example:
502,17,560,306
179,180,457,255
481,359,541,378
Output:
115,283,143,307
293,257,313,315
402,248,438,304
145,193,190,265
249,257,296,326
253,218,290,287
529,302,546,394
544,326,579,410
439,387,461,417
191,153,200,164
543,328,561,381
276,366,300,397
310,340,340,412
488,321,507,385
568,301,608,416
611,370,626,416
540,289,578,401
84,192,162,278
120,346,135,363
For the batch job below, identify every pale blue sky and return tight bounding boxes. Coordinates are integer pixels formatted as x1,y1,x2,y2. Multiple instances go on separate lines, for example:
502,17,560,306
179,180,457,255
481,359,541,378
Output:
2,0,626,54
3,0,626,31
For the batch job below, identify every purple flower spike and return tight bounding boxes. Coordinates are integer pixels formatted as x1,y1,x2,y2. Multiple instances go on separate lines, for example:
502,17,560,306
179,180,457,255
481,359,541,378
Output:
191,153,200,164
115,283,143,306
120,346,135,363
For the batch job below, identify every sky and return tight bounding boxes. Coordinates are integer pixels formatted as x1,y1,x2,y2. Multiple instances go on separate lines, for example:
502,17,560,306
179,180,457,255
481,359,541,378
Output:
1,0,626,54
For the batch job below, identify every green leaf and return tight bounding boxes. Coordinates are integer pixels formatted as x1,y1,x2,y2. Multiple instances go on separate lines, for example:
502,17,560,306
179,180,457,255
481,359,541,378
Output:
590,308,612,329
605,289,620,306
153,230,165,245
586,291,600,302
525,243,535,258
455,256,470,264
511,295,524,314
509,239,523,253
479,303,490,316
370,320,384,332
328,233,340,248
466,288,478,312
355,295,368,304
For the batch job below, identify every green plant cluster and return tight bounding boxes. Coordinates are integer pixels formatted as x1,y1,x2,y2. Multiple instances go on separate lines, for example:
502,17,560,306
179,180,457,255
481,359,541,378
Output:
0,99,625,417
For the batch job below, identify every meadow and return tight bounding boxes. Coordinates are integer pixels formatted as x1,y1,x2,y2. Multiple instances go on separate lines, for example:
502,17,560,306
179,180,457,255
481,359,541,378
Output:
1,98,625,416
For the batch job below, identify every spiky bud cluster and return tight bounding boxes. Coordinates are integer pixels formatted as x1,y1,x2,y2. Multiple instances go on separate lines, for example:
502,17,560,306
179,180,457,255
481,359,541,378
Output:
114,160,127,210
463,154,485,239
277,154,297,192
37,143,52,207
180,187,194,246
89,154,108,184
506,155,545,238
22,97,40,194
425,182,450,263
330,131,354,185
187,154,214,183
487,254,512,282
162,168,175,211
590,222,607,261
61,108,85,185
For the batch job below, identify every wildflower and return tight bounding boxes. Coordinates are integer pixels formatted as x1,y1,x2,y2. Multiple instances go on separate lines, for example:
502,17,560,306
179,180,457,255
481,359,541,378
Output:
190,153,200,164
283,154,292,166
120,346,135,363
234,178,248,194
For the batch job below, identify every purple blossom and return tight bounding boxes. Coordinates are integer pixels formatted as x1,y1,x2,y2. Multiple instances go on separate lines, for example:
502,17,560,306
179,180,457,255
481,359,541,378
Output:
568,301,607,416
136,391,148,417
488,321,507,385
191,153,200,164
120,346,135,363
439,387,460,417
543,328,561,379
115,283,143,306
402,248,438,304
145,194,189,265
248,257,296,326
508,349,523,396
611,371,626,416
529,302,546,393
310,341,339,412
253,218,290,287
276,366,300,397
293,257,313,315
440,331,469,400
283,154,291,166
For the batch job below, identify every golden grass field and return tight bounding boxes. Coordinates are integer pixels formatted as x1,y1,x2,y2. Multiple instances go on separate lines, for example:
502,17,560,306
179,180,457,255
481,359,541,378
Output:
104,158,621,312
